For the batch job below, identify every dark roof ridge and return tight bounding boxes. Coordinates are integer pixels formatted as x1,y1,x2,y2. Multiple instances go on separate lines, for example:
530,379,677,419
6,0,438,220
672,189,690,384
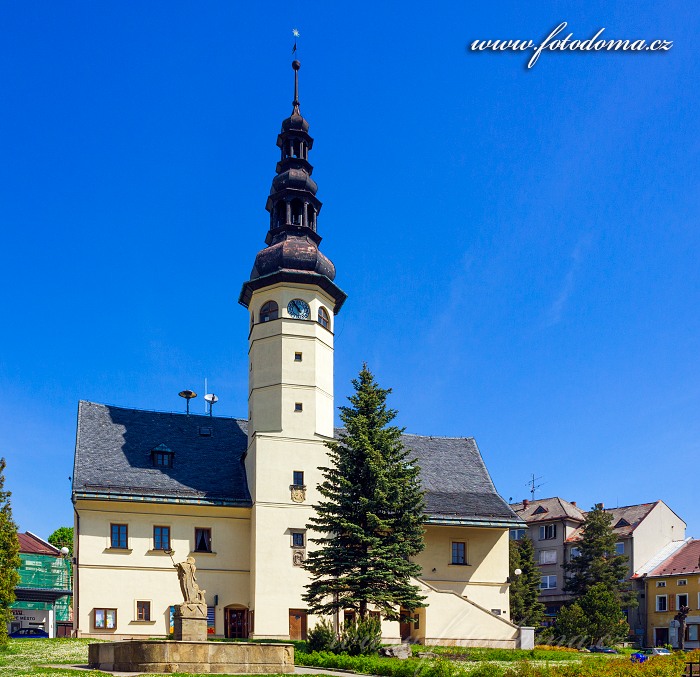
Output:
79,400,247,423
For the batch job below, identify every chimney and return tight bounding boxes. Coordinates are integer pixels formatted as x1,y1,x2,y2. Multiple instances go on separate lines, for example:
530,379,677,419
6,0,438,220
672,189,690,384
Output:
523,499,529,508
571,501,577,507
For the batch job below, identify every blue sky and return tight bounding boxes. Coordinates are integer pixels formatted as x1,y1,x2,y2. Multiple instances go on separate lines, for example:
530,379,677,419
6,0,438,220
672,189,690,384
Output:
1,1,698,540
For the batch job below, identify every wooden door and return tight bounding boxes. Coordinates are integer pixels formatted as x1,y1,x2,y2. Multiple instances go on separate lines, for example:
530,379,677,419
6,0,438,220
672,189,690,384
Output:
225,608,248,639
399,607,411,641
289,609,308,640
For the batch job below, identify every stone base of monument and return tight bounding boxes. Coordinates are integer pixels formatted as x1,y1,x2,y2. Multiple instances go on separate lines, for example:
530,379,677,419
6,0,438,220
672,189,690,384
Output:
87,640,294,674
174,601,207,642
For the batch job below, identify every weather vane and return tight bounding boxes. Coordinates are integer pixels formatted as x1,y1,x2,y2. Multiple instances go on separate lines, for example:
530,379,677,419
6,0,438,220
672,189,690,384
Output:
292,28,300,55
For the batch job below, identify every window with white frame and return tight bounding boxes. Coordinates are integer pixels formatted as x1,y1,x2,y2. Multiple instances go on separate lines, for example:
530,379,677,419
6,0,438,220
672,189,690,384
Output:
677,594,689,608
539,524,556,540
540,575,557,590
656,580,666,588
615,542,624,555
510,528,526,541
656,595,668,612
539,550,557,565
678,579,688,586
570,546,581,559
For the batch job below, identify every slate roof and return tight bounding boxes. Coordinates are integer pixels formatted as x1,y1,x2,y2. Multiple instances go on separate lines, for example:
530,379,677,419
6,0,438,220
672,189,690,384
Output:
509,497,586,524
73,401,251,506
18,532,60,556
73,401,521,526
647,539,700,577
399,433,521,526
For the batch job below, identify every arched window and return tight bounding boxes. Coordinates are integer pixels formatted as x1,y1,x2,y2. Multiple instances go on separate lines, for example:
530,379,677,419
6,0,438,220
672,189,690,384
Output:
306,204,316,231
260,300,279,323
318,306,330,330
275,201,287,228
290,199,304,226
292,139,301,158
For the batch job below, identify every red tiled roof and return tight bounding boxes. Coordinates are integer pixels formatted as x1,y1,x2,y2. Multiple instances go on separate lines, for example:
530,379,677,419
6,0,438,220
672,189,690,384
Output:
509,497,586,523
565,502,658,542
17,532,60,556
648,539,700,577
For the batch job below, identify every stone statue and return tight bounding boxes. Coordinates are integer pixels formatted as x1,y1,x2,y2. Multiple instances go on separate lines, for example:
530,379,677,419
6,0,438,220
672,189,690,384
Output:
174,556,206,605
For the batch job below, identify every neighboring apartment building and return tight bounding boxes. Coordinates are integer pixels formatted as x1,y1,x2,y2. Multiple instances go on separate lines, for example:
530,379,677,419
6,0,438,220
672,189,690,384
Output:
71,61,530,648
509,498,585,620
510,498,686,639
642,539,700,649
10,532,72,638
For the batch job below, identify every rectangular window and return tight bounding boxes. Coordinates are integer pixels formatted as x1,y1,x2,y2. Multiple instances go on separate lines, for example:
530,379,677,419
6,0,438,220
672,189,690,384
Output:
688,625,699,642
294,352,303,362
539,550,557,565
570,547,581,559
451,541,467,565
539,524,556,540
207,606,216,635
656,595,668,612
291,531,305,548
136,601,151,621
294,402,303,412
656,580,667,588
110,524,128,549
677,594,689,608
154,526,170,551
194,528,212,553
153,451,174,467
539,575,557,590
94,608,117,629
510,529,526,541
293,471,304,487
615,542,624,555
678,579,688,586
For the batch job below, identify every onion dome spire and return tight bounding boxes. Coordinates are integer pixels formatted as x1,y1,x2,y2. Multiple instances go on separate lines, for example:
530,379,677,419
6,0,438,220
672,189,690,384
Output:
239,60,346,313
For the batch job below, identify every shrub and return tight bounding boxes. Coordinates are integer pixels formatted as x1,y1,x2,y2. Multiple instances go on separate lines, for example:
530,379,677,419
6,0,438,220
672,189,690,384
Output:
338,616,382,656
308,617,338,653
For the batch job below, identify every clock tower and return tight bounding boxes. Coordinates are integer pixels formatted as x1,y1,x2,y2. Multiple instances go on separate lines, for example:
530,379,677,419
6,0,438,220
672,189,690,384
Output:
238,60,346,638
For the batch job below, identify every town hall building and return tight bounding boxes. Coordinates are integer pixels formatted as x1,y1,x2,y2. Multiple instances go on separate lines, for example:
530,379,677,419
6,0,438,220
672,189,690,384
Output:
72,60,528,647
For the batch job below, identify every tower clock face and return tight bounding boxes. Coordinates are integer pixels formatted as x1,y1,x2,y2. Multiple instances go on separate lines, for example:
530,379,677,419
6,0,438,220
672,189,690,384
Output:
287,299,311,319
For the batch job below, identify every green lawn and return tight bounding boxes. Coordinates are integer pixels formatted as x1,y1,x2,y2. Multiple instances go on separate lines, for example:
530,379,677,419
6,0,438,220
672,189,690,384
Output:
1,638,696,677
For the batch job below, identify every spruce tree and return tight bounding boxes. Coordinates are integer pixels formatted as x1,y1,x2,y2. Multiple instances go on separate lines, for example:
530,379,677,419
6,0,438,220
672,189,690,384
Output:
509,535,544,627
0,459,20,648
562,504,635,607
303,365,426,620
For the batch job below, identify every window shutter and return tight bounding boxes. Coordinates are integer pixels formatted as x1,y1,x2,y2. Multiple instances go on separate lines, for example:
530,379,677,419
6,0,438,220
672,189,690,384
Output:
669,595,675,611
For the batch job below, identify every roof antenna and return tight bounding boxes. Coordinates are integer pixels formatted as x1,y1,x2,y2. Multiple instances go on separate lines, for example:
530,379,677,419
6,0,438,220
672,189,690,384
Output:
204,393,218,417
178,390,197,415
291,29,301,115
526,473,545,500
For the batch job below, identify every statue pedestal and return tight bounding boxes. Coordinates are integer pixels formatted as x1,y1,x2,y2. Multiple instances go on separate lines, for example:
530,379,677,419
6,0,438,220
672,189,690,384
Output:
174,602,207,642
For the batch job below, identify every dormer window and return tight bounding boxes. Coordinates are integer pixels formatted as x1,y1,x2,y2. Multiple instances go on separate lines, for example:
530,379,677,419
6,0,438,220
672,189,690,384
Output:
151,444,174,468
533,505,548,515
614,518,630,528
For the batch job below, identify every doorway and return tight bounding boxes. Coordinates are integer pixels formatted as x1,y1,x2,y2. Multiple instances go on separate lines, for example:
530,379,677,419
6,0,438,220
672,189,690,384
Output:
225,607,248,639
399,607,412,642
655,627,669,646
289,609,308,640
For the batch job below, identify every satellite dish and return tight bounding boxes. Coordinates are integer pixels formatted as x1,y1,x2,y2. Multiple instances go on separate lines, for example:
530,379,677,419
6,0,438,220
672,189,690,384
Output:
178,390,197,415
204,393,218,416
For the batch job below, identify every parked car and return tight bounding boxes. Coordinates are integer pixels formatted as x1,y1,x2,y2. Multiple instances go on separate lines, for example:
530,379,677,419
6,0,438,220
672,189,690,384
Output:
644,648,672,656
588,646,618,654
9,627,49,638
